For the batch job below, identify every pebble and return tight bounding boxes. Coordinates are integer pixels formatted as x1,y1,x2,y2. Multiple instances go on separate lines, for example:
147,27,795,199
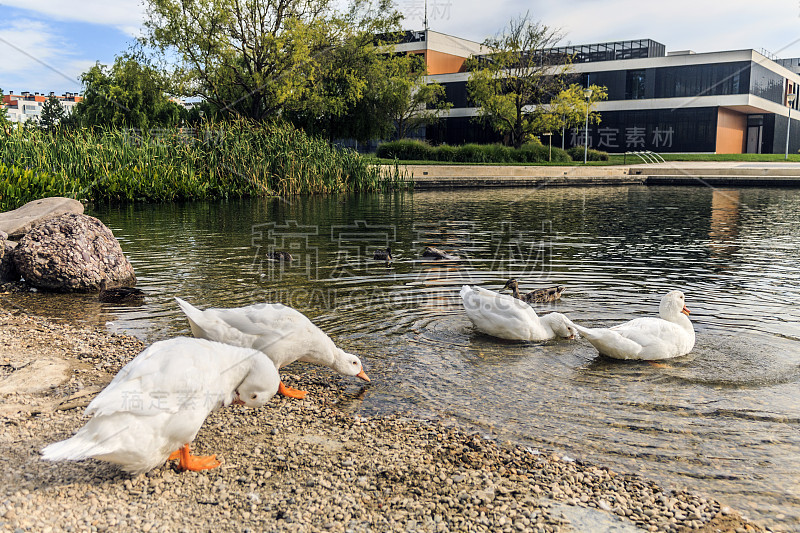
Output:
0,307,771,533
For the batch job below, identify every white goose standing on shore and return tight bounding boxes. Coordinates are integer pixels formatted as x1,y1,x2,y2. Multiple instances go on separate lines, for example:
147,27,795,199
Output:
175,298,370,399
571,290,695,360
41,337,279,475
460,285,577,341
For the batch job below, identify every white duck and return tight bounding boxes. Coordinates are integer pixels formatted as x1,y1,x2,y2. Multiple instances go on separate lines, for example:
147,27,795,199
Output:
175,298,370,399
460,285,578,341
571,290,695,360
41,337,279,475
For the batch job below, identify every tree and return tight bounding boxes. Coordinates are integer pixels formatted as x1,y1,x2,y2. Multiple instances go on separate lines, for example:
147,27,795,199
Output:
70,54,182,130
537,83,608,145
380,54,451,140
141,0,401,121
288,49,450,142
466,13,571,148
39,95,66,130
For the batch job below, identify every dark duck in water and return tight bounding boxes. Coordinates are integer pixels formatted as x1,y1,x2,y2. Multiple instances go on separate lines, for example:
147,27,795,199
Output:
502,279,564,304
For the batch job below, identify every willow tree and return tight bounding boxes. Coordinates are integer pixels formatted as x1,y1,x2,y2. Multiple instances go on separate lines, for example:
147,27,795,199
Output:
467,13,571,148
141,0,400,121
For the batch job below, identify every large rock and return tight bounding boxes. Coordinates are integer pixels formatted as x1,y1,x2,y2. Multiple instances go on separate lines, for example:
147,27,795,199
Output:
0,237,19,282
13,213,136,292
0,197,84,239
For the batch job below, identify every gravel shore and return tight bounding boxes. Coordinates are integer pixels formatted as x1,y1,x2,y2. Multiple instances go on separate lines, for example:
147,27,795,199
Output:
0,304,769,533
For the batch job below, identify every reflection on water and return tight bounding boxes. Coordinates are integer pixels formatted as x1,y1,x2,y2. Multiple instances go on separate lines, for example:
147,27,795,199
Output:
7,186,800,531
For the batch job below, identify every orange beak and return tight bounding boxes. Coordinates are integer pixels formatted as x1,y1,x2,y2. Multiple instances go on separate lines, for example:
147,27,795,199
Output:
232,392,245,405
356,368,371,382
681,305,691,316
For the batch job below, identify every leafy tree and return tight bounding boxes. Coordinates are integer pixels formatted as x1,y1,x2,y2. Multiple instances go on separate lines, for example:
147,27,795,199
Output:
288,49,450,142
141,0,401,121
537,83,608,143
380,54,451,140
39,95,66,130
70,54,182,129
467,13,571,148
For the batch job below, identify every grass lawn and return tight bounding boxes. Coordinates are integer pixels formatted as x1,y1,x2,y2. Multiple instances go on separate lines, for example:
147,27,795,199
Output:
370,153,800,166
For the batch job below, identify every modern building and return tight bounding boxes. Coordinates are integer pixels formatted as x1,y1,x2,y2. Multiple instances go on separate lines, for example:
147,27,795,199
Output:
2,92,83,123
403,31,800,154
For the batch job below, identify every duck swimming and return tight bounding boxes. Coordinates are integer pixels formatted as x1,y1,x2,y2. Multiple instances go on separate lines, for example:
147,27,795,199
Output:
98,279,145,304
422,246,458,260
460,285,577,341
570,290,695,360
503,279,564,304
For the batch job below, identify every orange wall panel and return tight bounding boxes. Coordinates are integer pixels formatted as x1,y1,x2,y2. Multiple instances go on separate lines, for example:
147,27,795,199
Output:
715,108,746,154
425,50,468,75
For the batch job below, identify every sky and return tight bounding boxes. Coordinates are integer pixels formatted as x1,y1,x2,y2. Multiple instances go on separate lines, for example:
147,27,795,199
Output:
2,0,800,95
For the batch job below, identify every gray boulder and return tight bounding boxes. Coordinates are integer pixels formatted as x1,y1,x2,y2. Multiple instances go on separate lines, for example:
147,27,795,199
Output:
0,197,84,239
13,213,136,292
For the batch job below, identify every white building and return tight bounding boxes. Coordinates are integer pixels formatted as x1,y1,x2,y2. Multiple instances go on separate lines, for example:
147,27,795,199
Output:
2,91,83,123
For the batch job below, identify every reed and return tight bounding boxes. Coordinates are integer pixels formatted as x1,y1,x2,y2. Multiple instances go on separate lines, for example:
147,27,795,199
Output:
0,119,408,210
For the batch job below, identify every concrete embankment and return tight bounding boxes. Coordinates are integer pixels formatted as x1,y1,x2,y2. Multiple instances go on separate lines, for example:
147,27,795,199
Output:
399,162,800,188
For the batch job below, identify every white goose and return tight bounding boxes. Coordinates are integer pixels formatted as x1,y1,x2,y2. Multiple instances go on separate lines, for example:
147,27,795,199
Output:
41,337,279,475
460,285,578,341
571,290,695,360
175,298,370,399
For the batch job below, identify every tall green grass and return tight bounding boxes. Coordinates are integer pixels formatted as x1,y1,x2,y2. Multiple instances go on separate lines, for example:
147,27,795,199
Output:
0,120,408,211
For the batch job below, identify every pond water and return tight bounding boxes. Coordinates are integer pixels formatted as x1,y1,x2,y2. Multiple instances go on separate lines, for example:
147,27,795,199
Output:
8,186,800,530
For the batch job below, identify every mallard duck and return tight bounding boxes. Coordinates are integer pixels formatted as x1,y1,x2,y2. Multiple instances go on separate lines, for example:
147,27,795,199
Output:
503,279,564,304
41,337,279,474
266,251,293,261
422,246,458,260
571,290,695,360
175,298,370,399
460,285,577,341
98,279,145,303
373,247,392,261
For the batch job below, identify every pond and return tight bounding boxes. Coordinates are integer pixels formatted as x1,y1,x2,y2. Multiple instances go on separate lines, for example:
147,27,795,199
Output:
9,186,800,530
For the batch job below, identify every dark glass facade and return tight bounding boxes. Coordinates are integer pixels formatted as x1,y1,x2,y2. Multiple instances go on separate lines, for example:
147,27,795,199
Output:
554,108,719,153
430,56,799,153
750,63,785,104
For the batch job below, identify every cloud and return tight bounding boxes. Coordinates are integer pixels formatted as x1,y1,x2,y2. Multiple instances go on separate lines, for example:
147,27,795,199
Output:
0,19,84,92
412,0,800,57
0,0,145,35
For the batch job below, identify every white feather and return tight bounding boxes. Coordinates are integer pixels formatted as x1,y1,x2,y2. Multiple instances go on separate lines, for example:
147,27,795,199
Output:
41,337,279,474
571,290,695,360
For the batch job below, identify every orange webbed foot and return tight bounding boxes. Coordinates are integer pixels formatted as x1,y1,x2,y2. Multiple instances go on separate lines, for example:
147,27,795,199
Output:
648,362,670,368
176,444,221,472
168,449,181,461
278,381,308,399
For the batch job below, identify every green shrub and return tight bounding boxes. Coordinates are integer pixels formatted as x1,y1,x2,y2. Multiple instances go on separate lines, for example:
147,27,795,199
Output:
567,146,609,161
454,144,489,163
434,144,457,162
375,139,433,160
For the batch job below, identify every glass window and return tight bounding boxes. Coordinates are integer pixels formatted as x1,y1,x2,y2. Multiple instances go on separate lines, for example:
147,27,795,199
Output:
626,70,646,99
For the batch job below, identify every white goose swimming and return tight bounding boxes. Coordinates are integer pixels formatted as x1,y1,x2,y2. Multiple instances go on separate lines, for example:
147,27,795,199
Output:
571,290,695,360
41,337,279,475
175,298,370,399
460,285,577,341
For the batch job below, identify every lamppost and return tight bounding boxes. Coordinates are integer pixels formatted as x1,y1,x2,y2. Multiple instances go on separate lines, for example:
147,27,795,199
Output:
583,87,593,164
786,92,796,160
